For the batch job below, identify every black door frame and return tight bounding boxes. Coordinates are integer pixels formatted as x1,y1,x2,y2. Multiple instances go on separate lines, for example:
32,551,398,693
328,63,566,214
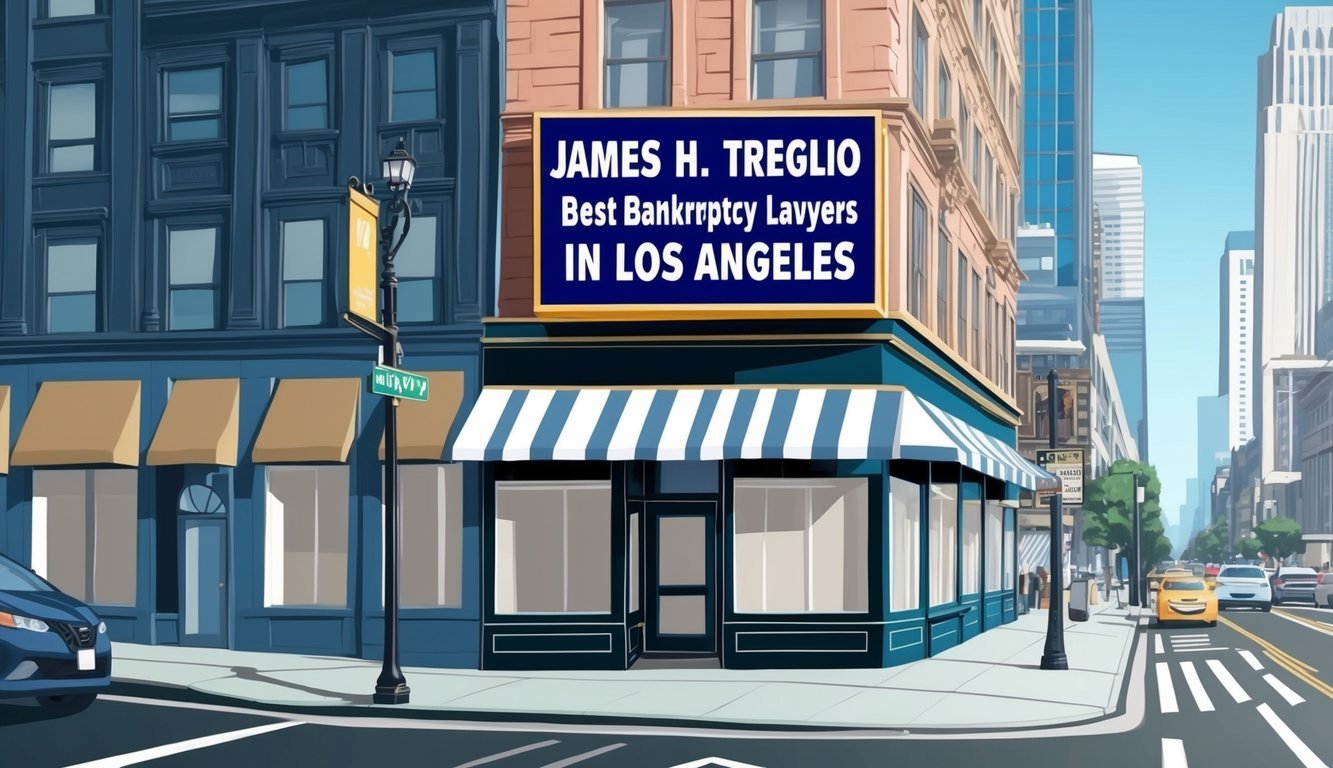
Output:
643,500,718,655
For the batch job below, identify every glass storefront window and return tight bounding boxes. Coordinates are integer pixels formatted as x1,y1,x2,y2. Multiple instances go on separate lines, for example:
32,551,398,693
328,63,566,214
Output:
391,464,463,608
734,478,868,613
890,476,921,611
963,497,981,595
494,482,611,614
32,469,137,606
929,483,958,605
264,466,349,607
985,501,1003,592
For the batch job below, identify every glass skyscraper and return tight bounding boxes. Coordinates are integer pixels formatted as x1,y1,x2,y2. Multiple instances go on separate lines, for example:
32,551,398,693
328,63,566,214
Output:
1018,0,1094,354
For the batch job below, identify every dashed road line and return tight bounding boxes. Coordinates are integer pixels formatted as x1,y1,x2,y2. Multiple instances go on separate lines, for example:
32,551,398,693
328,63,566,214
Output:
1205,659,1250,703
1154,635,1164,654
1160,738,1188,768
538,743,627,768
452,740,562,768
1263,674,1306,706
1155,662,1179,714
1179,662,1214,712
1238,649,1264,670
64,721,303,768
1256,702,1329,768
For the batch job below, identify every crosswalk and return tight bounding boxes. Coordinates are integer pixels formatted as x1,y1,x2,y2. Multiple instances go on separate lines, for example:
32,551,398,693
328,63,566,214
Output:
1150,636,1303,715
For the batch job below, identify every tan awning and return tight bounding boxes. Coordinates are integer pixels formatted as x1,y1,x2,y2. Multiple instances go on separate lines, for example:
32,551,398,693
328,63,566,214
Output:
378,371,465,461
147,379,240,466
0,385,10,474
12,380,142,467
252,378,359,463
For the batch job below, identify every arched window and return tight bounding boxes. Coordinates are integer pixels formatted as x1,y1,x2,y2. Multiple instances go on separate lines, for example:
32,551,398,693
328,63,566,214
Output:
1303,29,1311,49
1289,28,1297,49
1316,28,1325,49
179,484,225,514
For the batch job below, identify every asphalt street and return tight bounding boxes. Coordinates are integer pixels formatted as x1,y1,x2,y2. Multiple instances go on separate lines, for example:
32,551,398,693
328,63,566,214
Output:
1,607,1329,768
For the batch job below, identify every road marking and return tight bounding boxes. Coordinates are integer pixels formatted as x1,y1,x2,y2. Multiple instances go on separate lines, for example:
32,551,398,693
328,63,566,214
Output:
1221,615,1333,700
668,759,768,768
1174,647,1229,653
1170,639,1210,646
64,721,302,768
1161,738,1188,768
1154,635,1164,654
1171,634,1208,640
1205,659,1250,703
453,740,561,768
1155,662,1179,713
1263,674,1306,706
1238,649,1264,670
1256,702,1329,768
539,743,627,767
1272,608,1333,638
1179,662,1214,712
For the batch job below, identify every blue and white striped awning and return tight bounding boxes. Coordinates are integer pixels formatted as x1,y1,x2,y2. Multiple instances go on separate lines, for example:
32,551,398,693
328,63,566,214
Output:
451,386,1058,491
1020,532,1052,571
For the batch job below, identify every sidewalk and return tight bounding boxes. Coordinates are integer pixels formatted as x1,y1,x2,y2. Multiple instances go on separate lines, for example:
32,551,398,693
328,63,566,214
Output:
110,601,1144,731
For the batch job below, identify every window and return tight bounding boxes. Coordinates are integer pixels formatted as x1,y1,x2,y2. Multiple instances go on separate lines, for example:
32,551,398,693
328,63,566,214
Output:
890,476,921,611
393,215,438,323
166,67,223,141
959,104,971,170
963,497,981,594
912,12,928,114
284,60,329,131
1003,507,1015,589
984,501,1002,591
46,237,98,333
395,465,463,608
47,82,97,173
167,226,219,330
629,512,640,613
604,0,670,108
957,252,969,360
46,0,97,18
390,50,437,122
734,478,868,613
263,467,349,607
909,187,928,318
32,469,136,606
752,0,823,99
937,214,949,341
929,483,958,605
495,482,611,613
971,271,981,366
937,58,950,119
281,219,325,328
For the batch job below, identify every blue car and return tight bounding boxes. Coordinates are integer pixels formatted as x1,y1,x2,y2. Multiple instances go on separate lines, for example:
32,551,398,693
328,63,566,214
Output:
0,553,111,714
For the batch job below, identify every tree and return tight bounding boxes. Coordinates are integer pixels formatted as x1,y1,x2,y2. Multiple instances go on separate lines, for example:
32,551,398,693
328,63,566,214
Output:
1239,537,1264,561
1254,517,1304,566
1081,459,1172,572
1185,517,1230,563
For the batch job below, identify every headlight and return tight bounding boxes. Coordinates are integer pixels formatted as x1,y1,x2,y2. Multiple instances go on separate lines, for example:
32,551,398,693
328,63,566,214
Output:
98,621,107,634
0,611,50,633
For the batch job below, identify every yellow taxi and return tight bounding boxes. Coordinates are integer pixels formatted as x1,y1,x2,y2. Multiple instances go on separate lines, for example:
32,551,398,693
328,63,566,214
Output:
1155,577,1218,626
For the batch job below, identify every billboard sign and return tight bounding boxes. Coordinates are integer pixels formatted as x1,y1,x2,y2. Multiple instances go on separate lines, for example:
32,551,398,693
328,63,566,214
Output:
348,186,380,324
532,111,884,318
1037,448,1086,505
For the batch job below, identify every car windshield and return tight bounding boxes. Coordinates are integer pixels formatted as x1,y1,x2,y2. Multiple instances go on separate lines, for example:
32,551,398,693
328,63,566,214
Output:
1162,580,1206,591
1221,567,1265,578
0,555,53,592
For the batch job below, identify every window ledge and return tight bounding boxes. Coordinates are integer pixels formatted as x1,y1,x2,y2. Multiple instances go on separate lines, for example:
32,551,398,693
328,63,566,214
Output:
151,139,230,155
34,171,110,186
276,128,341,141
926,604,973,622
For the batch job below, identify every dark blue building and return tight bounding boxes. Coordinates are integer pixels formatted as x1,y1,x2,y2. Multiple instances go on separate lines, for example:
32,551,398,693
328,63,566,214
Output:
0,0,500,667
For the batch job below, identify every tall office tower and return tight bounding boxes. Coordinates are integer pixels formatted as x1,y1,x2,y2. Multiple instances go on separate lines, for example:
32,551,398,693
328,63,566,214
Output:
1256,6,1333,483
1018,0,1094,357
1219,231,1256,450
1092,153,1149,458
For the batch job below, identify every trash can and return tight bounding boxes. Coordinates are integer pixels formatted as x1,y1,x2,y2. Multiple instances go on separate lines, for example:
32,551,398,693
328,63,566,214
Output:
1068,576,1093,622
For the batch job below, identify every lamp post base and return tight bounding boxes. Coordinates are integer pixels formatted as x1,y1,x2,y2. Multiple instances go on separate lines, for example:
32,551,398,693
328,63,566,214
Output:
1040,652,1069,670
373,683,411,705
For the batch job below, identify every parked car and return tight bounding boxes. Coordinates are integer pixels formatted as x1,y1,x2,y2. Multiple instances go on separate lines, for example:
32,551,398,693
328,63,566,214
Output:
1271,566,1320,604
1215,565,1272,611
1312,571,1333,609
0,553,111,714
1156,577,1218,626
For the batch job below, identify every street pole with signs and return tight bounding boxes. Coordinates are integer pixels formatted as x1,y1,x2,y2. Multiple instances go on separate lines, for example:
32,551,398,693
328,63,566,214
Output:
344,138,419,705
1040,369,1069,671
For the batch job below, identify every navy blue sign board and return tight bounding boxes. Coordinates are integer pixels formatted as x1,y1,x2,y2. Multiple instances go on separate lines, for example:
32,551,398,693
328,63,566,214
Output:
533,110,885,318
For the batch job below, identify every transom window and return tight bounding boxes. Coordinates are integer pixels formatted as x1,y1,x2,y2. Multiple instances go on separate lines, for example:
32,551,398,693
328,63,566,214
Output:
284,60,329,131
47,82,98,173
390,50,437,122
752,0,823,99
46,0,98,18
166,67,223,141
46,238,98,333
604,0,670,108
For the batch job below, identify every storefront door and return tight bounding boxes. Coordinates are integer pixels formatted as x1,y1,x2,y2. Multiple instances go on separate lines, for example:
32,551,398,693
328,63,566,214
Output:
644,501,716,654
179,516,227,648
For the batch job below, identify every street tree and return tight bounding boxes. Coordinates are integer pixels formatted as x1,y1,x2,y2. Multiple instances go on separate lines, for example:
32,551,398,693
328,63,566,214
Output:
1253,516,1304,566
1239,537,1264,561
1185,517,1229,562
1081,459,1172,573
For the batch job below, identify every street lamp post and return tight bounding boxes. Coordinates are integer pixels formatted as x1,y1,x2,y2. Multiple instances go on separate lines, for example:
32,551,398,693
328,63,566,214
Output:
350,138,417,705
1040,369,1069,671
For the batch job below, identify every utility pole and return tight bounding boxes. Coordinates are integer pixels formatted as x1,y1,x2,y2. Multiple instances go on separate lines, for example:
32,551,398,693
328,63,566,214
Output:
1040,369,1069,670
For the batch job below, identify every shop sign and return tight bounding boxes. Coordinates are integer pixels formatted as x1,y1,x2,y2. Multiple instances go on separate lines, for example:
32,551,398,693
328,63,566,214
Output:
1036,448,1085,505
370,365,429,402
532,111,884,318
348,186,380,324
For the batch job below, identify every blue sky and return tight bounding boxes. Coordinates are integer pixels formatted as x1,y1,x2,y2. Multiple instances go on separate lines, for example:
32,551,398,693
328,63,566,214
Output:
1092,0,1294,538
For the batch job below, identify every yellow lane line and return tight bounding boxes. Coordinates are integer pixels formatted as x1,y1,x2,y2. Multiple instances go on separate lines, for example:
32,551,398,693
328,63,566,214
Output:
1219,616,1333,701
1273,607,1333,635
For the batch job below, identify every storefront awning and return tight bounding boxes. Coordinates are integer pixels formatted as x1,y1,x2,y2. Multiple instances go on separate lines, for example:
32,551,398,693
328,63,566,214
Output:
0,385,10,474
451,386,1059,490
378,370,466,461
147,378,241,466
1019,531,1052,571
252,378,360,464
12,380,142,467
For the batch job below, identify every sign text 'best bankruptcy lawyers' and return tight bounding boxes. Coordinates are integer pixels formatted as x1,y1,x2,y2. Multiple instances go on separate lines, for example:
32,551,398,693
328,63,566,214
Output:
534,112,883,316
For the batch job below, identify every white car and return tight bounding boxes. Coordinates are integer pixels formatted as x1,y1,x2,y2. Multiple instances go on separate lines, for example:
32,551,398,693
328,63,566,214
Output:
1312,572,1333,609
1215,565,1272,611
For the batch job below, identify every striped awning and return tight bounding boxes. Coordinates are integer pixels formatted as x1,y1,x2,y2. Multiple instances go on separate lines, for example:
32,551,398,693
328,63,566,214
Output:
451,386,1058,490
1020,532,1052,571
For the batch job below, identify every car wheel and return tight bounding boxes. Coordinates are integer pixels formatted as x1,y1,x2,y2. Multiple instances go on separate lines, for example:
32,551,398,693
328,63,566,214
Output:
36,693,96,716
1207,620,1217,627
1262,603,1272,612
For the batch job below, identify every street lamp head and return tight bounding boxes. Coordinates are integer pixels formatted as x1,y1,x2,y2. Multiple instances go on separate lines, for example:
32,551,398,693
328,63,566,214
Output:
383,138,417,192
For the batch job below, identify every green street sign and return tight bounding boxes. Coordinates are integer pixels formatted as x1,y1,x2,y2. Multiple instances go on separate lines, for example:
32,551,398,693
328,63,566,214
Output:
370,365,429,402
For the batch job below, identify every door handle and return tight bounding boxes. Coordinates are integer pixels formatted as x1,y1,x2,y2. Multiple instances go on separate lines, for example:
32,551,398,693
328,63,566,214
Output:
218,582,225,589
